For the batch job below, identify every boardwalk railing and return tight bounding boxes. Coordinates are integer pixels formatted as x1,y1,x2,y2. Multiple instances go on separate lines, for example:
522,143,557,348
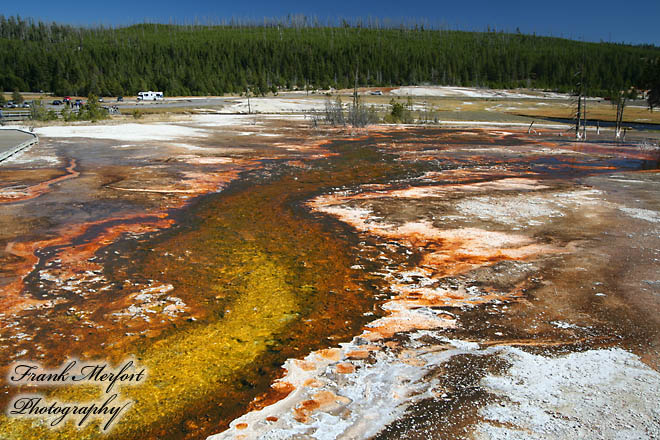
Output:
0,129,39,163
0,106,116,123
1,110,32,122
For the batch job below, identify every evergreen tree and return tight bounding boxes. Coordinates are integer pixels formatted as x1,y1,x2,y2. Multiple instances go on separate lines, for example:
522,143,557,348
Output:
0,15,657,97
12,89,23,103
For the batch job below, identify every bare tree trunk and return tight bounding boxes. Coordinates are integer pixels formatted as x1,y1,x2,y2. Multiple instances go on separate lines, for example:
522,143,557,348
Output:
575,92,582,140
582,95,587,140
353,67,358,108
615,102,620,139
615,92,626,140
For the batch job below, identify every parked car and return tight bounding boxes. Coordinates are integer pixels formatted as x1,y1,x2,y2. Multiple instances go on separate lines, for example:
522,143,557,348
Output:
21,102,30,108
370,90,383,95
63,97,71,104
116,96,124,102
52,100,62,105
98,97,104,102
74,99,84,106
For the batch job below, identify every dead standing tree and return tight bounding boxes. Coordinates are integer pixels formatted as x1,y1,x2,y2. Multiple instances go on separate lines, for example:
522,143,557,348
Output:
244,86,252,114
352,66,359,109
574,91,582,139
324,96,346,126
582,93,587,140
347,65,377,128
614,90,627,141
573,67,588,140
322,67,377,129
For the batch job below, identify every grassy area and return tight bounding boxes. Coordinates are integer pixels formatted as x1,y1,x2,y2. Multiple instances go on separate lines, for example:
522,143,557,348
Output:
353,94,660,125
503,102,660,124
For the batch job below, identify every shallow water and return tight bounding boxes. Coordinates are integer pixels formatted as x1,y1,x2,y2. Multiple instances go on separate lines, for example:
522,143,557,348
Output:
1,127,658,439
0,134,421,439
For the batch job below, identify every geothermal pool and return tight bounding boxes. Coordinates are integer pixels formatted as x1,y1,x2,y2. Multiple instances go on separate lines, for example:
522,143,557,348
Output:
1,118,659,439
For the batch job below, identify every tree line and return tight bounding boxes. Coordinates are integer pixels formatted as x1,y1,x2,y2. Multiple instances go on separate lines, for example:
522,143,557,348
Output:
1,15,659,102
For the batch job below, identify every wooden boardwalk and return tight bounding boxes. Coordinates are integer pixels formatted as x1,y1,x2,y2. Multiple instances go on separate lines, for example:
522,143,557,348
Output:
0,129,39,163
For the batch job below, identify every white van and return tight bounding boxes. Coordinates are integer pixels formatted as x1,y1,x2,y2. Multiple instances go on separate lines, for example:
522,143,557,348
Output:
137,91,164,101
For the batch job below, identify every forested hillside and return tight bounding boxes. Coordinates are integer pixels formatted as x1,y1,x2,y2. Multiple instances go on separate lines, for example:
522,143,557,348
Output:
1,15,658,97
